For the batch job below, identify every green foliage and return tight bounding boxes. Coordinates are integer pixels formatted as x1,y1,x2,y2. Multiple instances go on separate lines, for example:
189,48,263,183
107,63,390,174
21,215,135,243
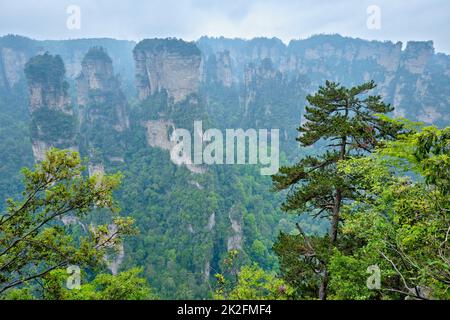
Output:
297,80,397,147
110,89,292,298
24,53,67,89
3,33,447,301
0,114,33,212
134,38,201,57
215,264,293,300
273,231,330,299
42,267,155,300
83,46,112,64
272,81,400,299
31,107,77,143
79,100,128,162
0,148,135,297
115,140,287,298
330,123,449,300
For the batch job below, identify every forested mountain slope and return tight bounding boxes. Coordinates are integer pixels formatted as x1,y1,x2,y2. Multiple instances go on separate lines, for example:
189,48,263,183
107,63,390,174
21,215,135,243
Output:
0,33,448,298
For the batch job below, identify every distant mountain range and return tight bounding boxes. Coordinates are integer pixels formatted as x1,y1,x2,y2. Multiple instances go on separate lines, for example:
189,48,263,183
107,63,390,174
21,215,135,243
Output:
0,33,448,298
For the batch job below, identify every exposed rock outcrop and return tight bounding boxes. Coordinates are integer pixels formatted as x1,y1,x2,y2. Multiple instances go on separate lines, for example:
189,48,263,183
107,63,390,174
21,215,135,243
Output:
1,47,29,89
241,57,307,153
133,40,207,174
24,53,77,161
198,36,286,75
206,212,215,231
77,47,130,164
199,35,450,127
144,119,206,174
103,223,125,275
244,58,281,107
227,205,243,251
0,35,136,95
0,35,37,93
77,47,129,130
145,119,175,150
88,163,105,177
205,51,233,87
401,41,434,75
134,39,201,103
391,41,449,124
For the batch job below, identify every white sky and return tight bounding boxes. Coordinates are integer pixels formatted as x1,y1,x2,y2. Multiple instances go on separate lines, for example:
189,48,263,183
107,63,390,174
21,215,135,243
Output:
1,0,449,53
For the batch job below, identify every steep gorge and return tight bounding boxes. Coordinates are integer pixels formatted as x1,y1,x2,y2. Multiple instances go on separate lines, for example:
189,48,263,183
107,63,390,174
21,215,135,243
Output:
24,53,77,161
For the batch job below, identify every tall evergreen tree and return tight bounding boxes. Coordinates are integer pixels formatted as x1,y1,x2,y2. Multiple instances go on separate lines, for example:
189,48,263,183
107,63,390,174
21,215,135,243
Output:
272,80,400,299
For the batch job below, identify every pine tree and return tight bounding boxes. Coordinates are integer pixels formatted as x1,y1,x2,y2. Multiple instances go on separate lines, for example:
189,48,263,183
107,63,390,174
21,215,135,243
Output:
272,80,400,299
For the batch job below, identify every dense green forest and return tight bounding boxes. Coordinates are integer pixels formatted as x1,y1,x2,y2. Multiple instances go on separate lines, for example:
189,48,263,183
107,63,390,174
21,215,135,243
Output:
1,81,448,300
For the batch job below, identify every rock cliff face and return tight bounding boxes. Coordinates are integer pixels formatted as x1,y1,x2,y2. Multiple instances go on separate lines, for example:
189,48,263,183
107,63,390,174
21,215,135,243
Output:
227,205,243,251
0,36,37,93
24,53,77,161
204,50,234,87
144,119,206,174
401,41,434,75
77,47,130,164
134,39,206,173
198,36,286,75
40,38,136,88
243,58,282,116
0,35,136,99
145,119,175,150
238,58,308,154
391,41,449,124
4,34,448,129
133,39,202,103
78,47,130,131
199,34,450,127
1,47,29,89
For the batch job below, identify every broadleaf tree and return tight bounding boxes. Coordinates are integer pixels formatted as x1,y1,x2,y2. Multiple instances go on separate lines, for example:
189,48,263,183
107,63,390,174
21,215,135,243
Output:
0,148,136,297
329,124,449,299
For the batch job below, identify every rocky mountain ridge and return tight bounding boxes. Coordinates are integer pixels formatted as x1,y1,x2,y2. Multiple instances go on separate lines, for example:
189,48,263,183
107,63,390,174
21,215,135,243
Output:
2,34,449,129
199,35,450,125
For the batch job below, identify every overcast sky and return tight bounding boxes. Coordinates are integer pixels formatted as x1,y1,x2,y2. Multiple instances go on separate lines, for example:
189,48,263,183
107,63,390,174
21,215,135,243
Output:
1,0,449,53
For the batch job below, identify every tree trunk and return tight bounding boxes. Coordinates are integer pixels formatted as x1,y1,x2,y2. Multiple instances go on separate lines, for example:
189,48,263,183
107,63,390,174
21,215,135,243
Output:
319,270,329,300
330,190,342,243
320,135,346,299
330,135,346,243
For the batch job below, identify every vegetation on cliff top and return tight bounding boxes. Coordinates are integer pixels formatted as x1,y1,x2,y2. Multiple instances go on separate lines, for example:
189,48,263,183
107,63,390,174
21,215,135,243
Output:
82,46,113,64
24,52,66,87
134,38,201,57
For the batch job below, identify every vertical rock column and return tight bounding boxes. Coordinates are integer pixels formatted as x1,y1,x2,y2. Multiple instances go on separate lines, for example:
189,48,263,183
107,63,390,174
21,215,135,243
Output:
77,46,129,166
133,38,201,103
133,39,205,173
24,53,78,161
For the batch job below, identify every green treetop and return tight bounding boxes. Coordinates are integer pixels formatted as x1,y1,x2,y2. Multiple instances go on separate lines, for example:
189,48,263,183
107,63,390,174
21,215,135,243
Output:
329,122,449,300
0,148,135,297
